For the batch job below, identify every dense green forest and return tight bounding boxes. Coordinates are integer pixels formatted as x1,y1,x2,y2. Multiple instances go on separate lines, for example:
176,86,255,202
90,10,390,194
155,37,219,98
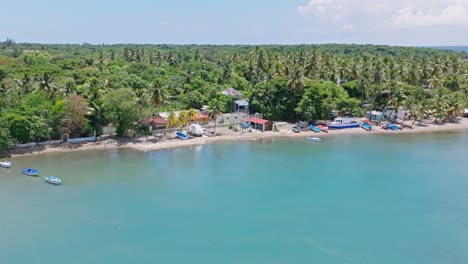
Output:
1,40,467,151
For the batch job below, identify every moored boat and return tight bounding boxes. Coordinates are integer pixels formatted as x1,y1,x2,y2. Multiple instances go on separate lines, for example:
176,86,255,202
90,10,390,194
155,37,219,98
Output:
45,176,62,185
361,122,372,131
307,136,323,142
292,126,301,133
21,168,40,176
309,125,321,133
175,131,189,140
0,161,12,168
327,117,360,129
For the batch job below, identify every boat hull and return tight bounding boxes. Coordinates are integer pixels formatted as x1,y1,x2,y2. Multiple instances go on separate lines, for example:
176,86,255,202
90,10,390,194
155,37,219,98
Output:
46,177,62,185
361,122,372,131
309,125,321,133
0,161,12,168
175,131,189,140
327,123,360,129
21,169,40,176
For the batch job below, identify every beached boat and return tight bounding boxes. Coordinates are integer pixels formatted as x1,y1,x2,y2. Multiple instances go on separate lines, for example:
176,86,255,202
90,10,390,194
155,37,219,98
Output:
21,168,40,176
0,161,12,168
386,123,399,131
361,122,372,131
327,117,360,129
45,176,62,185
307,136,323,142
292,126,301,133
309,125,321,133
317,125,328,133
175,131,189,140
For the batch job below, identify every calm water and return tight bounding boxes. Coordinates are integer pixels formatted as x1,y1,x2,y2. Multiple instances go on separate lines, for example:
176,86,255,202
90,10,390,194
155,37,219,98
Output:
1,132,468,264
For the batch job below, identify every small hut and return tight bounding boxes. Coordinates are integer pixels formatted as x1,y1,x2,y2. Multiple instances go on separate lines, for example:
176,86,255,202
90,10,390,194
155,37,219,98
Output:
248,117,272,132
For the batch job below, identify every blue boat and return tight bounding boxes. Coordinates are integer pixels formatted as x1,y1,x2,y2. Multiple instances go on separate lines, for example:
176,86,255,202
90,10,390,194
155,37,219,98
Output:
361,122,372,131
309,125,321,133
327,117,360,129
21,168,40,177
45,176,62,185
386,123,400,131
175,131,189,140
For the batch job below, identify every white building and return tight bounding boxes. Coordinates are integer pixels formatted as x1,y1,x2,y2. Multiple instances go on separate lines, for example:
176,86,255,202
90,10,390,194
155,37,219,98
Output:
366,110,410,121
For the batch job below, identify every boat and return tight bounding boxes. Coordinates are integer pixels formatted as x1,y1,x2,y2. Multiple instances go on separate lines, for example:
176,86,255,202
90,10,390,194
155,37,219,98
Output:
386,122,400,131
317,125,328,133
309,125,321,133
45,176,62,185
175,131,189,140
327,117,360,129
307,136,323,142
0,161,12,168
21,168,40,176
292,126,301,133
361,122,372,131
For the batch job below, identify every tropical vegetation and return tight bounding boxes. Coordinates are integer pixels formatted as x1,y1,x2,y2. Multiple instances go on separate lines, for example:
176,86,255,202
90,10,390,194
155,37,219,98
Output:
1,40,467,151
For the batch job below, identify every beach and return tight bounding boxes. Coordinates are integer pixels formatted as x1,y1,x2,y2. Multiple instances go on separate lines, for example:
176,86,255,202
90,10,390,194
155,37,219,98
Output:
5,118,468,157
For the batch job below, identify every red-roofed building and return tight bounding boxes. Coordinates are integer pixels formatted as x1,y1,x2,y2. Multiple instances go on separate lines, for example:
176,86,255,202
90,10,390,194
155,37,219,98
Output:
248,117,272,132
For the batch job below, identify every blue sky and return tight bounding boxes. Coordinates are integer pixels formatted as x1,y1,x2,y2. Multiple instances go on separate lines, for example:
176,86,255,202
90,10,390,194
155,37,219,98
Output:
1,0,467,45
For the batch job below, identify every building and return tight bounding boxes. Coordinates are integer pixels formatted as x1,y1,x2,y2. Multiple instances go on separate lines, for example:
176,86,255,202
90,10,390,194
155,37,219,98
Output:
366,110,409,122
233,99,249,113
216,112,249,124
248,117,273,132
221,87,243,97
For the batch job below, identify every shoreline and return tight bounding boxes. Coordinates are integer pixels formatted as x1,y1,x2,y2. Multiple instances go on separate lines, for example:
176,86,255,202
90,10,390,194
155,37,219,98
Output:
5,118,468,157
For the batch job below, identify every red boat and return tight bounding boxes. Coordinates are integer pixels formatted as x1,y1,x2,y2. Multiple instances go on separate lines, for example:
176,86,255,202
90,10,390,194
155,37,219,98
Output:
317,125,328,133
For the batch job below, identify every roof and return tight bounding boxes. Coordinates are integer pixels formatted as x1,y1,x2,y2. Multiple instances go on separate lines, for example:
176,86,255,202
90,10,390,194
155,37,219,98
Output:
234,99,249,106
248,117,270,125
148,117,168,125
367,110,383,115
221,87,242,96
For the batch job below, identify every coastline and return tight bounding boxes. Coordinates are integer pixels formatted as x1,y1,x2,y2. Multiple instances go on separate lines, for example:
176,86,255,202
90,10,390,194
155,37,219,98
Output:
5,118,468,157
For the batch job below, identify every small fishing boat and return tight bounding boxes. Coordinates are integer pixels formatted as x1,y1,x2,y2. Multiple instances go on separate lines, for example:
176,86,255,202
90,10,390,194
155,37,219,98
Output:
317,125,328,133
309,125,321,133
292,126,301,133
386,123,400,131
45,176,62,185
0,161,12,168
361,122,372,131
21,168,40,176
175,131,189,140
307,136,323,142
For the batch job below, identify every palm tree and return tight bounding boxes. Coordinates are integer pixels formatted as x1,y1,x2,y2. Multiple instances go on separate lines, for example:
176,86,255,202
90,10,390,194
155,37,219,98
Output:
208,99,224,133
36,73,58,98
150,79,170,107
288,69,305,92
167,111,179,129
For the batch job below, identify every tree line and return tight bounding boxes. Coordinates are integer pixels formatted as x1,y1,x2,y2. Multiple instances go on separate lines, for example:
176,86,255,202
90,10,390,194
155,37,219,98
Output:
1,42,467,151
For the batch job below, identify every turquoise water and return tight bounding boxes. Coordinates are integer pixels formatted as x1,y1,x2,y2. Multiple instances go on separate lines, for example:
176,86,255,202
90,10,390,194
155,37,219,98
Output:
1,132,468,264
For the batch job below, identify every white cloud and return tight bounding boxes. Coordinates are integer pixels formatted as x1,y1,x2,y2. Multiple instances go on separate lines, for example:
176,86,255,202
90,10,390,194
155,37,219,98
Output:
390,2,468,28
297,0,468,29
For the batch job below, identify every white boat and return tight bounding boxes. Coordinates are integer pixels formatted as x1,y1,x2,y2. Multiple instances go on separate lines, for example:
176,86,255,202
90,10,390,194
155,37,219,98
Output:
0,161,12,168
307,136,323,142
327,117,360,129
45,176,62,185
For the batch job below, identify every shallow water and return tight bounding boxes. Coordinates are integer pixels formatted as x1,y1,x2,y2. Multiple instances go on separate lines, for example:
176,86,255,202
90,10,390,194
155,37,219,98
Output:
1,131,468,264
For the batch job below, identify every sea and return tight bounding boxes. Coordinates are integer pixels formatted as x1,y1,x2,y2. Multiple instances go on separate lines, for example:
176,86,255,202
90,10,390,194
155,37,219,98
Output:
430,46,468,53
1,131,468,264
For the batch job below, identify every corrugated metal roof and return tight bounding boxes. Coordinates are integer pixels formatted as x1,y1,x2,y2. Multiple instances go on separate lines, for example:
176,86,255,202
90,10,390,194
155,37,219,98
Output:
248,117,270,125
221,87,242,96
234,99,249,106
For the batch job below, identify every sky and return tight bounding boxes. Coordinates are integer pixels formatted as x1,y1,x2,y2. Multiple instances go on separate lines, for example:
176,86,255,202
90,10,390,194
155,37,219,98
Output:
1,0,467,46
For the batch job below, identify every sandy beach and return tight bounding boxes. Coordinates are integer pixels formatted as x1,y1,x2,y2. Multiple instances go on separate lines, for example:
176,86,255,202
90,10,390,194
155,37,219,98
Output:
5,118,468,157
